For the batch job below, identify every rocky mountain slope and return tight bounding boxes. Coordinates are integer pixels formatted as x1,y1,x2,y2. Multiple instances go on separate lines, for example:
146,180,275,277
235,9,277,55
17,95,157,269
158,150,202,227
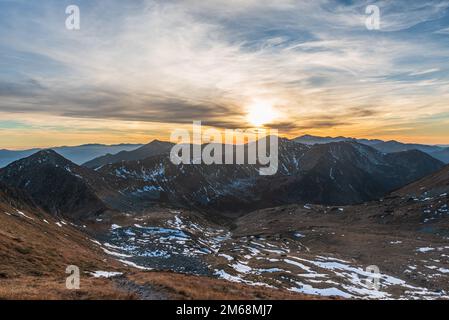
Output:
94,140,444,210
394,164,449,197
0,150,114,220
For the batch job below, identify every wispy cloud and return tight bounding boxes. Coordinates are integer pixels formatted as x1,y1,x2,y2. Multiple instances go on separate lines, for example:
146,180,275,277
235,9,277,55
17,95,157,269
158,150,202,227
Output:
409,68,441,76
0,0,449,146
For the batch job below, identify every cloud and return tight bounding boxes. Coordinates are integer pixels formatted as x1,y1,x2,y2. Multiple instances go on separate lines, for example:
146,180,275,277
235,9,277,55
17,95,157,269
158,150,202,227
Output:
435,26,449,34
0,0,448,144
409,68,440,76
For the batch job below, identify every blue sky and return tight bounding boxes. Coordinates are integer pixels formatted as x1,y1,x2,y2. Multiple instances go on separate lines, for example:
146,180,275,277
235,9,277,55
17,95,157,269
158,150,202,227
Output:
0,0,449,148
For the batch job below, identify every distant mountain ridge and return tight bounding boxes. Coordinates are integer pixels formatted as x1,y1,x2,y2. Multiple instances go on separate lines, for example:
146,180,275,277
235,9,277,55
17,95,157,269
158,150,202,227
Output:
83,140,174,169
293,134,383,146
294,134,449,163
371,140,441,154
0,143,143,168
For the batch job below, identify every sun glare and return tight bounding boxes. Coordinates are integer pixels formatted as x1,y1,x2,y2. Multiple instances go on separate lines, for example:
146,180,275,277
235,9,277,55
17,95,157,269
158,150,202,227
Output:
246,100,279,127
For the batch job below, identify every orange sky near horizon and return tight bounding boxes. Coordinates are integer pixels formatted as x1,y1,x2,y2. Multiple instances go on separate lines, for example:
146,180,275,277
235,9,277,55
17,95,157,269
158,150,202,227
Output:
1,119,448,150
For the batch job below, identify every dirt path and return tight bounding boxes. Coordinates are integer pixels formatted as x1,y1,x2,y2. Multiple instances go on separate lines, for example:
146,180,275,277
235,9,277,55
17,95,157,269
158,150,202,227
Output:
113,276,168,300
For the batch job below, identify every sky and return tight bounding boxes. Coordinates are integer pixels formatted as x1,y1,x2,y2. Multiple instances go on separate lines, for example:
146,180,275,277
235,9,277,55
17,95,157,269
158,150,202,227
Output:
0,0,449,149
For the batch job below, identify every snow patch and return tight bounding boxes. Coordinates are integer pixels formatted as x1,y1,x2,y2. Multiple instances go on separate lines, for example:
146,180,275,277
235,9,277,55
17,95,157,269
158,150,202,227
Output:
17,210,34,220
89,271,123,278
417,247,435,253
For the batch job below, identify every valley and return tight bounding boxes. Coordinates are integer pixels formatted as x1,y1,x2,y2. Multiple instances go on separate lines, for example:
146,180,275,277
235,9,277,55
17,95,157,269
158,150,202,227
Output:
86,199,449,300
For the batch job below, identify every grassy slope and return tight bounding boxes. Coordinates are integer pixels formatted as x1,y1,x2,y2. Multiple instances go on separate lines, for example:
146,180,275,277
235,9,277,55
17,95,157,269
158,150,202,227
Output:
0,197,318,300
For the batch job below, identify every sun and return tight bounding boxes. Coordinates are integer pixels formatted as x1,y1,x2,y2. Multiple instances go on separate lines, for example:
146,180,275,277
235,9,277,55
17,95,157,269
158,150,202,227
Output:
246,100,279,127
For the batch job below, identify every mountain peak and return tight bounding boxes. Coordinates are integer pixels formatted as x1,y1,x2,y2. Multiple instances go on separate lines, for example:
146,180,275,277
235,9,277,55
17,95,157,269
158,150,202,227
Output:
0,149,109,220
0,149,80,181
23,149,73,167
32,149,59,157
146,139,171,146
293,134,353,145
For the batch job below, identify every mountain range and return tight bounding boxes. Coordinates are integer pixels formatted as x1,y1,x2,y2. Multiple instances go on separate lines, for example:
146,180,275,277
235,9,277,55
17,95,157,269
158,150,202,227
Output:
0,138,444,218
86,135,448,168
0,143,143,168
294,134,449,163
1,135,447,171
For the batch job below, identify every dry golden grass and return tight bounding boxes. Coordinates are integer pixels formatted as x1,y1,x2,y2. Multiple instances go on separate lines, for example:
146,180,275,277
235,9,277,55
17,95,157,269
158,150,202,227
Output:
0,272,325,300
0,276,136,300
127,271,327,300
0,203,121,279
0,201,131,300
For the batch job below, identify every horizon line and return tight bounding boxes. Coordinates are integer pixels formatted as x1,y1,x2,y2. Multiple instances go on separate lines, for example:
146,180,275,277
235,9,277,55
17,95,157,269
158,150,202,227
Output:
2,134,448,151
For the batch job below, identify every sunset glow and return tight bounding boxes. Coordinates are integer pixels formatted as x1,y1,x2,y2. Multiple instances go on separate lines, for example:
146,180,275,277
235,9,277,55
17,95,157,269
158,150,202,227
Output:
0,1,448,147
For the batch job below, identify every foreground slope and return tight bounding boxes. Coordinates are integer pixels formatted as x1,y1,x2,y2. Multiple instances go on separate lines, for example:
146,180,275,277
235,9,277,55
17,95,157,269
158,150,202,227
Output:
224,165,448,298
89,195,449,299
0,182,316,300
0,181,126,299
221,165,449,298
